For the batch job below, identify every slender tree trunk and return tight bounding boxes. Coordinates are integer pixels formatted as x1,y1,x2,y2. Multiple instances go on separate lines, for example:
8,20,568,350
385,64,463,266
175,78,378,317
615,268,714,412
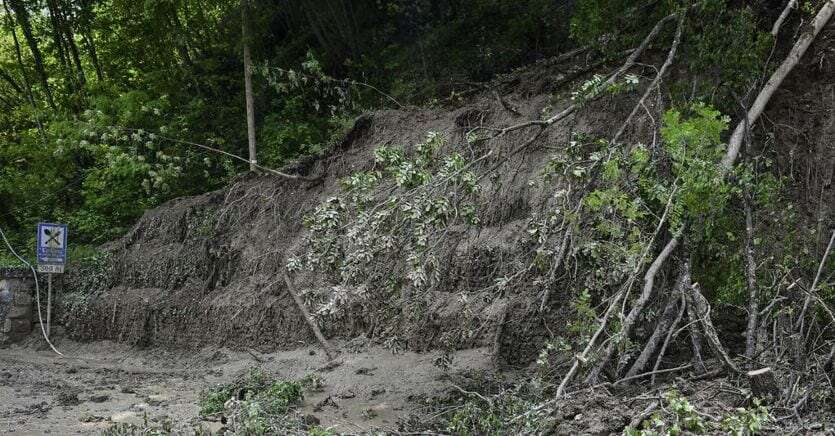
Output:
242,0,257,171
58,5,86,87
743,192,760,363
45,0,73,87
81,31,104,81
169,7,195,67
6,0,55,108
0,68,24,95
78,0,104,81
3,0,33,101
283,271,337,360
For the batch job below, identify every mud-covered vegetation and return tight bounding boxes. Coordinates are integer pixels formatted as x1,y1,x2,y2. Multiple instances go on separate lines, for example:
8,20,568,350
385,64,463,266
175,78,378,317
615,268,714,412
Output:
1,0,835,434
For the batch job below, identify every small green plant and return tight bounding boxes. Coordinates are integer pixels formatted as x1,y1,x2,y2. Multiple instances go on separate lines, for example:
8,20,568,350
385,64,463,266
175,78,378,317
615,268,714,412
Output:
447,402,503,436
198,385,234,415
308,426,336,436
257,380,303,414
720,399,771,436
196,368,310,434
625,392,772,436
237,400,271,435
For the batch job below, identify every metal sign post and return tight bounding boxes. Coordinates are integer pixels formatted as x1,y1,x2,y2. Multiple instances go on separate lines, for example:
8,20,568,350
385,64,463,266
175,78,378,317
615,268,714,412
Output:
36,223,68,339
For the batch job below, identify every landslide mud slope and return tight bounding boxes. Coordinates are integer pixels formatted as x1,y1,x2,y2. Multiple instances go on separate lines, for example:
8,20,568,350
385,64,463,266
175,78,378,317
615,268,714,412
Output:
60,42,834,364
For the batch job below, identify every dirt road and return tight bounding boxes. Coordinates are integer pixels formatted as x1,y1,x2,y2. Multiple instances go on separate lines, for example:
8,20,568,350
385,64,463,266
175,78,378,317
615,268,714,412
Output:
0,333,493,434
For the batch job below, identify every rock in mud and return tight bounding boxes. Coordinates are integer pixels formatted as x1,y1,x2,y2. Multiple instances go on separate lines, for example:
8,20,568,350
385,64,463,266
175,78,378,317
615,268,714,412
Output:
301,414,320,427
111,411,144,426
120,385,137,394
200,420,226,434
337,389,356,399
89,393,110,403
79,412,107,423
56,390,81,406
146,394,170,406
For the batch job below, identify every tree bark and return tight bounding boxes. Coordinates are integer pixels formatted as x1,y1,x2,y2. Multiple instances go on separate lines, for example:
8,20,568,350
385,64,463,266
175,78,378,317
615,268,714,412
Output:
242,0,257,172
743,192,760,364
747,367,779,399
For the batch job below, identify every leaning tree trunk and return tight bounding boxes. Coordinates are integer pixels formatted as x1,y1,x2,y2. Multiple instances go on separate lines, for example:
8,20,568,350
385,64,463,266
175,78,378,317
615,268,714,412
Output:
722,0,835,170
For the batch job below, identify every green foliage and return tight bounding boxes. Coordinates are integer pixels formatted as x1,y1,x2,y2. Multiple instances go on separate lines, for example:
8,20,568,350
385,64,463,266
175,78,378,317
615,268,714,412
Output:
684,4,773,95
257,380,303,415
625,391,772,436
292,131,480,317
196,368,309,434
259,51,357,166
660,103,731,227
720,399,771,436
447,402,504,436
571,74,640,106
570,0,675,55
198,385,235,416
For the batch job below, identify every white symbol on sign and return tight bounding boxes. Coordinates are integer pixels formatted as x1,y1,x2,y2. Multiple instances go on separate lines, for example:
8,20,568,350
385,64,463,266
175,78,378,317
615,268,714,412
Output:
41,226,64,249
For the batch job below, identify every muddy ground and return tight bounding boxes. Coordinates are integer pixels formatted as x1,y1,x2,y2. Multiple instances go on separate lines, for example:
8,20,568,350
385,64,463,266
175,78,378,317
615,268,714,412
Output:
0,331,495,434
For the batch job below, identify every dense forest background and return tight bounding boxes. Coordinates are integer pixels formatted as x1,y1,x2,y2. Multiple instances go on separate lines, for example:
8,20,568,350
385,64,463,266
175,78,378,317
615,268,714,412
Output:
0,0,819,254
